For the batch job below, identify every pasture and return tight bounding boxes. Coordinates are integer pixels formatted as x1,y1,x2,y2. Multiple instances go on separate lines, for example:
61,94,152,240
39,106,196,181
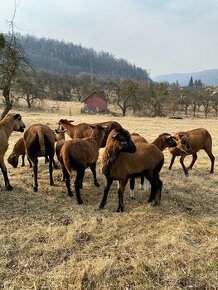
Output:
0,101,217,289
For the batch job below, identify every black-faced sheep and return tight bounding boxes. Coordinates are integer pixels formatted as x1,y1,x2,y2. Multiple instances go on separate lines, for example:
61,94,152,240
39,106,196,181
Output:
60,124,105,204
0,113,25,190
23,124,56,191
169,128,215,176
99,128,164,212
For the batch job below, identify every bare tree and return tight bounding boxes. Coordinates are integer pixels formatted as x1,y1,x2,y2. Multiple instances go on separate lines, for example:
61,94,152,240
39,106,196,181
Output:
0,5,28,119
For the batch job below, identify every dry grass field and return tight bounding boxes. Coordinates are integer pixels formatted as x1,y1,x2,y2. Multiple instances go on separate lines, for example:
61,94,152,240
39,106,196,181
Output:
0,101,218,290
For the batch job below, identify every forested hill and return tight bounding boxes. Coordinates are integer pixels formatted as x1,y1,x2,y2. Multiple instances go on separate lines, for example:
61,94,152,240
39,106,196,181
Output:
18,34,149,81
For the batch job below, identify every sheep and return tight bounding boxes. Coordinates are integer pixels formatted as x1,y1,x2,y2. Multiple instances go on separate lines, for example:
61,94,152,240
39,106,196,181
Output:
0,113,25,190
90,121,122,147
169,128,215,176
7,137,31,168
57,119,92,139
99,127,164,212
23,124,56,192
60,124,105,204
129,132,177,197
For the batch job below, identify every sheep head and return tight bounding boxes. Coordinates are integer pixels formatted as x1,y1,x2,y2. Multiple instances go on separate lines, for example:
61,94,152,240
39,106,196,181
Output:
110,128,136,153
175,133,192,153
7,154,19,168
12,114,26,132
162,133,177,148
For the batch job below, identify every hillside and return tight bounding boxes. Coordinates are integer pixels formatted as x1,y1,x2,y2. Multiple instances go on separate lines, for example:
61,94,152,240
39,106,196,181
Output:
153,69,218,86
18,34,149,81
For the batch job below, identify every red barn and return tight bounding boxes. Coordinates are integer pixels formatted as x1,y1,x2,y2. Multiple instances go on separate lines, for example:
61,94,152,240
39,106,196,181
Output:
82,91,108,113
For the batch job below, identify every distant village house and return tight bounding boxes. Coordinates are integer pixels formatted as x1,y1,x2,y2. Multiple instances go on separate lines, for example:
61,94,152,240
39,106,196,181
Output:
81,91,108,113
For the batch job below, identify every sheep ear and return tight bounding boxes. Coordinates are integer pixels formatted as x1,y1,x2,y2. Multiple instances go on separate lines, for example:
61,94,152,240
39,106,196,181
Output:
68,120,74,123
178,133,185,139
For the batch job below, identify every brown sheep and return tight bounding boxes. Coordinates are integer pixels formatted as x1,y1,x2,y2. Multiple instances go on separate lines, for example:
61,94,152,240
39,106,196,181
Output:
169,128,215,176
60,124,105,204
129,132,177,197
23,124,56,191
90,121,122,147
99,128,164,212
7,137,31,168
0,113,25,190
57,119,92,139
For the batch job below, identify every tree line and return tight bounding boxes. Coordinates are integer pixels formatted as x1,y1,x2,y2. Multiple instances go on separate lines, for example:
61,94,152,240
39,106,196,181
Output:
18,34,149,81
1,32,218,119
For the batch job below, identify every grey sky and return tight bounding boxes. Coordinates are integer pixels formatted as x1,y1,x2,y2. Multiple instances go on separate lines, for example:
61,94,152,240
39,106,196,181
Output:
0,0,218,77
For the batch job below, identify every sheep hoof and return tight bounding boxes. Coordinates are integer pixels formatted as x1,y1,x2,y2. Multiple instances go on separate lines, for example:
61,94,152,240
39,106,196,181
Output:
77,200,83,205
116,207,124,212
33,186,38,192
99,203,105,209
6,185,13,191
95,182,100,187
153,201,160,206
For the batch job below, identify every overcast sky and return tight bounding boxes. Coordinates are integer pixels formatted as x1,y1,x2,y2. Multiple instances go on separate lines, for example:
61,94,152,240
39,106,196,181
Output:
0,0,218,77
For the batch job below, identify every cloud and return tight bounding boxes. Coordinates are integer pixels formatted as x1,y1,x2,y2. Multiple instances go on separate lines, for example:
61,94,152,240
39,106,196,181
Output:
0,0,218,75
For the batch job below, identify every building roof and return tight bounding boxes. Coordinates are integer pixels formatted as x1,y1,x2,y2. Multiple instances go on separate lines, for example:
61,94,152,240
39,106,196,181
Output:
82,90,107,102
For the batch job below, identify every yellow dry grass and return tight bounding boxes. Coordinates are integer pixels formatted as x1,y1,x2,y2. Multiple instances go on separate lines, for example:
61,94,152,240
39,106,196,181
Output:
0,100,217,290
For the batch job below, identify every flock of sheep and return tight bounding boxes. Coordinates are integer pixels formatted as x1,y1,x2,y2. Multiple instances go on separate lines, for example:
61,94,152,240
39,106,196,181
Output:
0,113,215,212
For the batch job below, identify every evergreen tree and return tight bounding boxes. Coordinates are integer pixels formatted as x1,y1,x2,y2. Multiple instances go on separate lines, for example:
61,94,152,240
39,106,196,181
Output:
188,76,194,87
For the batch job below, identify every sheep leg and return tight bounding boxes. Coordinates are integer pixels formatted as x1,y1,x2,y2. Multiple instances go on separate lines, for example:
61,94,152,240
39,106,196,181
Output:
62,165,73,196
74,169,84,204
32,157,38,192
27,157,32,168
52,159,59,170
180,155,188,176
45,156,49,164
187,153,197,170
21,154,25,167
147,180,156,203
139,175,145,190
129,177,135,198
117,179,128,212
99,177,113,209
153,179,163,206
0,156,13,190
204,148,215,174
90,162,100,187
49,157,54,186
169,155,176,169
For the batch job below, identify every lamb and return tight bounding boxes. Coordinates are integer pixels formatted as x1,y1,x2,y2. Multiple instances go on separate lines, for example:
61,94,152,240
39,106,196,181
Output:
99,127,164,212
7,137,29,168
0,113,25,190
57,119,92,139
129,132,177,197
60,124,105,204
169,128,215,176
23,124,56,191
